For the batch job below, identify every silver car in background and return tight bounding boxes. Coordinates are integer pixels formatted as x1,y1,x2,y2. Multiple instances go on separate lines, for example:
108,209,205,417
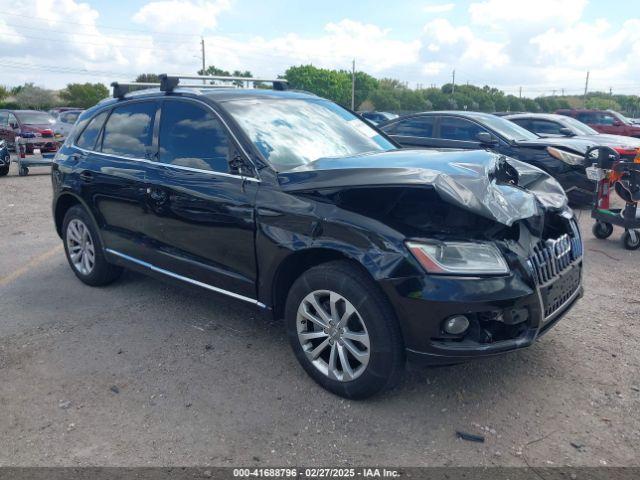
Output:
53,109,83,139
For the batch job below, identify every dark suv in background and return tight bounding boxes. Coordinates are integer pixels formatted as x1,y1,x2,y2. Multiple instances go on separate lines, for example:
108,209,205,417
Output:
556,109,640,138
51,76,583,398
379,111,595,204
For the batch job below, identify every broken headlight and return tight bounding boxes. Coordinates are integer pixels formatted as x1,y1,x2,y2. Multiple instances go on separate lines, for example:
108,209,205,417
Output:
406,241,509,275
547,147,584,166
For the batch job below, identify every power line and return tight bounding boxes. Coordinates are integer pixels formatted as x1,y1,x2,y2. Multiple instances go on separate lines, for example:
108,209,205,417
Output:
1,11,202,38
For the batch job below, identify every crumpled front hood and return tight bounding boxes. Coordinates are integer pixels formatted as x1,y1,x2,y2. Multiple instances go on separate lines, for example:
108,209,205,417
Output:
278,149,568,226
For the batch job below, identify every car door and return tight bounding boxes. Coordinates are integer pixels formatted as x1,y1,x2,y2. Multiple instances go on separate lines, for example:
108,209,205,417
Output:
433,116,491,149
383,115,438,148
595,112,619,135
142,97,258,300
77,100,158,262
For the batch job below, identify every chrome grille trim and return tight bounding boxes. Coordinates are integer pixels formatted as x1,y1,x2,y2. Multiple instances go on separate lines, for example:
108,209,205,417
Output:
528,220,582,287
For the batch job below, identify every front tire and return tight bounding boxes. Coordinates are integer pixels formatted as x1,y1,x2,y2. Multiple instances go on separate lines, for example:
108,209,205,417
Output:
62,205,122,286
285,261,405,399
0,165,8,177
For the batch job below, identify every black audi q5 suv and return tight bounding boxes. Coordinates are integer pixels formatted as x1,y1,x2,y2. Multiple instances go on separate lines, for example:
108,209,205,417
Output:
51,75,583,399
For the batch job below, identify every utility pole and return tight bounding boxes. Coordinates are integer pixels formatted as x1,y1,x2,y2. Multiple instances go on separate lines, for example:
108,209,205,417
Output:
519,86,522,99
561,88,565,96
609,86,613,96
451,69,456,94
201,37,206,84
351,59,356,111
584,71,590,104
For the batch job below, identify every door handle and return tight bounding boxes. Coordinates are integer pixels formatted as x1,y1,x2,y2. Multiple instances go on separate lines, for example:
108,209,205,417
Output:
79,171,93,183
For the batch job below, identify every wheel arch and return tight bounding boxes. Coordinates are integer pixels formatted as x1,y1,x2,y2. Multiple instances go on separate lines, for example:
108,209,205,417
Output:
270,247,377,321
53,192,104,247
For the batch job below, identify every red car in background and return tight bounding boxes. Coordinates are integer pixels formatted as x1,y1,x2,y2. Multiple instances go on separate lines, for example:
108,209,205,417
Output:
0,109,59,153
556,109,640,138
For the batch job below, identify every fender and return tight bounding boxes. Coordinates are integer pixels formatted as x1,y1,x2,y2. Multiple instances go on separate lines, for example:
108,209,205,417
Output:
52,190,107,252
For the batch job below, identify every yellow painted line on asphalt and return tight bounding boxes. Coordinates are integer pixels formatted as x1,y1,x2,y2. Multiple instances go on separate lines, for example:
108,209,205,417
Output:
0,244,63,287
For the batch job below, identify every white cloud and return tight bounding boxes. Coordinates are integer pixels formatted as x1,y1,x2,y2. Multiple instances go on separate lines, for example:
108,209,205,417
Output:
423,3,455,13
468,0,587,27
0,0,639,97
132,0,231,33
420,18,508,73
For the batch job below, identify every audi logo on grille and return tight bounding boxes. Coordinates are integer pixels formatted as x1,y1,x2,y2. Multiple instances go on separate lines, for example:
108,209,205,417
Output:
546,234,571,261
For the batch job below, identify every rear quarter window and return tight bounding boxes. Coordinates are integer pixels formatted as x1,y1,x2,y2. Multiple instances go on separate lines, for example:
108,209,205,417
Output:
75,111,109,150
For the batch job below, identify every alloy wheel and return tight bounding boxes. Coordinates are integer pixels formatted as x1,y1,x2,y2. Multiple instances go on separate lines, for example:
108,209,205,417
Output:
66,218,96,276
296,290,370,382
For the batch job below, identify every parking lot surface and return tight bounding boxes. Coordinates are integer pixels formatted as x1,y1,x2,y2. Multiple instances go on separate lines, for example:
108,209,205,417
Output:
1,160,639,467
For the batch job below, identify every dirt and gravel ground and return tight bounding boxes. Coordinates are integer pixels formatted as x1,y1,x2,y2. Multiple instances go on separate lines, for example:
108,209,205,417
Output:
1,159,639,467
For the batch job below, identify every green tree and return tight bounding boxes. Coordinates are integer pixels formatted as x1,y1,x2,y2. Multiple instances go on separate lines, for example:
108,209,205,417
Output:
0,85,8,101
585,96,621,111
285,65,351,106
14,83,56,109
59,83,109,108
135,73,160,83
198,65,252,87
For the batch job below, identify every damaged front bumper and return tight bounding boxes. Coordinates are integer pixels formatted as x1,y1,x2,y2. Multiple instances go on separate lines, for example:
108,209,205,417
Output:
380,243,584,365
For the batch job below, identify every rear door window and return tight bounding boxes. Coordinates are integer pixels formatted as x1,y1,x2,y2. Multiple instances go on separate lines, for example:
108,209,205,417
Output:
391,116,435,137
101,102,157,159
530,120,563,135
439,117,485,141
76,111,108,150
158,100,230,173
577,112,598,124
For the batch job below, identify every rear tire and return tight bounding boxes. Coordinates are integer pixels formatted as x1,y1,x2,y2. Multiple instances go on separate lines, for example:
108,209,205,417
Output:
62,205,122,286
285,260,405,399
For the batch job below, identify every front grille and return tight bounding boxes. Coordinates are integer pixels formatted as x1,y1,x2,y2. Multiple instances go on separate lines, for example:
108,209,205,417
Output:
528,220,582,286
540,265,581,320
528,219,583,321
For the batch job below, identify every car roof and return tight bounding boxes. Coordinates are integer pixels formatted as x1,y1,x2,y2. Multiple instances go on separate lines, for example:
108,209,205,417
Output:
505,113,569,121
9,109,52,115
399,111,503,121
99,87,318,107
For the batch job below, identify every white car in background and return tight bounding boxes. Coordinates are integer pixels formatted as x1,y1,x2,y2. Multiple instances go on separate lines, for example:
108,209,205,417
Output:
53,109,83,139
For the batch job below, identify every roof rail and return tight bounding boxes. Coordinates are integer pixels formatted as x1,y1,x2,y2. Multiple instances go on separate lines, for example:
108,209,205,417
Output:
111,74,288,98
111,82,160,98
159,74,288,92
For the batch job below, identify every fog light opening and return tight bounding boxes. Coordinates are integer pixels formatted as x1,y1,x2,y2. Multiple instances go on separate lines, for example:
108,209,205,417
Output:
443,315,470,335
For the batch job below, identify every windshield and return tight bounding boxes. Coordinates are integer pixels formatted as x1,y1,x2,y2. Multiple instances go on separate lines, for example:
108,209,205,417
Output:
481,114,539,141
224,98,396,171
610,110,632,125
561,116,598,135
17,111,54,125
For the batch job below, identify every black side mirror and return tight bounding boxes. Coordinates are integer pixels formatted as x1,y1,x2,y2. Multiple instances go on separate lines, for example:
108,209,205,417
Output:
475,131,498,145
559,127,575,137
9,122,19,130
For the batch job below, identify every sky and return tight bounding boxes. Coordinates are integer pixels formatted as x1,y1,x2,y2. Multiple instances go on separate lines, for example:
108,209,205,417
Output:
0,0,639,97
